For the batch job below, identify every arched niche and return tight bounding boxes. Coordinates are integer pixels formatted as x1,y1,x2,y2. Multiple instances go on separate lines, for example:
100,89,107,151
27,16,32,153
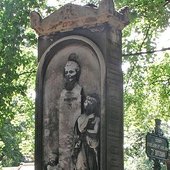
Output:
35,35,106,169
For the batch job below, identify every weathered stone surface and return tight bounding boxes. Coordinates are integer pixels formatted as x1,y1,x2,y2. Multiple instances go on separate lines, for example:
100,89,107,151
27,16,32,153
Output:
59,84,82,169
37,35,105,169
30,2,129,36
32,1,129,169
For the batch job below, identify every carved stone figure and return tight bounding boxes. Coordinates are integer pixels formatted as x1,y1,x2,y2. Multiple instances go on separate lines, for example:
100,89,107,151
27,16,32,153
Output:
63,53,81,91
58,53,84,169
45,152,58,170
72,93,100,170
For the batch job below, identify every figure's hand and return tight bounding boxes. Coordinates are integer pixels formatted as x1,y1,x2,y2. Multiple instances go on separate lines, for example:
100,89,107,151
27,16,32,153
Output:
49,159,58,166
88,114,94,119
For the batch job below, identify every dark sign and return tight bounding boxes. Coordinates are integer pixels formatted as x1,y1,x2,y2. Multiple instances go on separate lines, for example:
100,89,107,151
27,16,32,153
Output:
146,132,169,160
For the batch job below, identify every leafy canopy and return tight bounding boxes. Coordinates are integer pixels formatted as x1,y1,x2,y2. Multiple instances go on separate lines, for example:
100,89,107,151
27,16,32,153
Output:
0,0,170,168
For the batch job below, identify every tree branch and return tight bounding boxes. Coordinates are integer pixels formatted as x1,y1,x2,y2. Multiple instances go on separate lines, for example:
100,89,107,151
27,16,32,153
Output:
124,25,151,94
123,47,170,57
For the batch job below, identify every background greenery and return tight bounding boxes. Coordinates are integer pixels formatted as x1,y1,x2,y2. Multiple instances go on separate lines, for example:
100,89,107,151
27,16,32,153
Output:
0,0,170,169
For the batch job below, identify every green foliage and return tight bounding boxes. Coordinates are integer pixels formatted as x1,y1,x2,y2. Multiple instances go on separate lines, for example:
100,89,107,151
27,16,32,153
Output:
0,0,170,168
0,0,45,167
115,0,170,169
0,120,23,166
0,0,36,124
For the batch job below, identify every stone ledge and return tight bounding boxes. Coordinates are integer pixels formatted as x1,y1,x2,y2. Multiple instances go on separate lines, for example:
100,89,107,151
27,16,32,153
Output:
31,3,129,36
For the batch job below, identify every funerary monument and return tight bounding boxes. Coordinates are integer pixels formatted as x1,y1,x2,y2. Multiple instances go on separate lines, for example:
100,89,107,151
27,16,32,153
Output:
31,0,129,169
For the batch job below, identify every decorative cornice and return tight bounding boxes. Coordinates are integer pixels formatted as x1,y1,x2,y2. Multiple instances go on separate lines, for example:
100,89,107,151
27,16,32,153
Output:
30,2,129,36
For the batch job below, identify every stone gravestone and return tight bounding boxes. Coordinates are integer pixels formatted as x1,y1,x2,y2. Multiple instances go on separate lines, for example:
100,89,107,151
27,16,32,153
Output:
31,0,129,169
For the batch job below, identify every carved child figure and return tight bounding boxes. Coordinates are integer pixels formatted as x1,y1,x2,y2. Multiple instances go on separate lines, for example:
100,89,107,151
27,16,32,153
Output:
73,94,100,170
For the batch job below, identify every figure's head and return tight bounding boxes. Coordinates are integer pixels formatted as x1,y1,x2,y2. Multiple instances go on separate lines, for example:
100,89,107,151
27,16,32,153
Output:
64,53,80,82
64,53,80,90
84,93,100,115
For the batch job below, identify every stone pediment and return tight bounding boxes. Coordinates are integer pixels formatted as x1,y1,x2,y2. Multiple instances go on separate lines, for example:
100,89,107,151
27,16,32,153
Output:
48,3,98,21
31,2,129,35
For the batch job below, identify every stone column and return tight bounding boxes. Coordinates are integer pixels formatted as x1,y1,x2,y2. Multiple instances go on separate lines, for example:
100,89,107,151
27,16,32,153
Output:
31,1,129,170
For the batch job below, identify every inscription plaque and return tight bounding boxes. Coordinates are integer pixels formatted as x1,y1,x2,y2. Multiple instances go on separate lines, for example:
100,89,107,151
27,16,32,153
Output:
146,132,169,160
